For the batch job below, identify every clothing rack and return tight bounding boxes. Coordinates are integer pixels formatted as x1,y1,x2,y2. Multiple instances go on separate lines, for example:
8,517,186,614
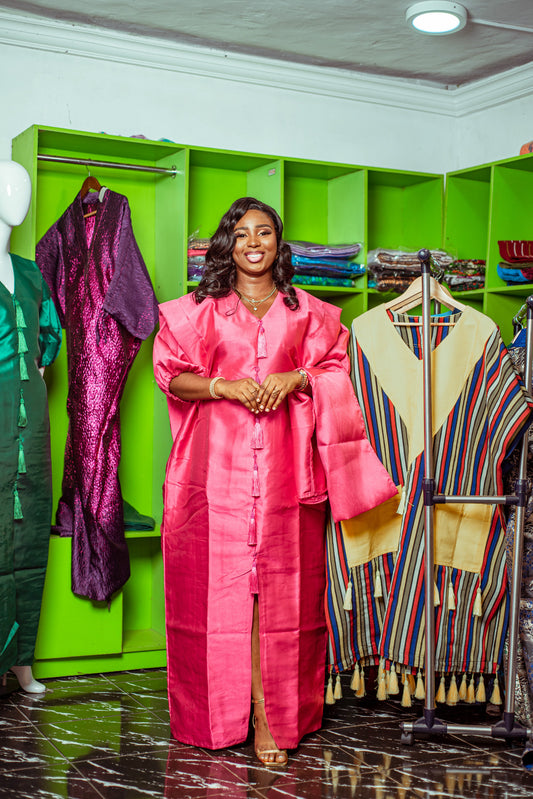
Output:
37,154,179,176
400,249,533,766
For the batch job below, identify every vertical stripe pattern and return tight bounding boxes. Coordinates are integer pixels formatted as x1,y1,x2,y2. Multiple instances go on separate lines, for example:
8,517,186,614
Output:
326,314,533,679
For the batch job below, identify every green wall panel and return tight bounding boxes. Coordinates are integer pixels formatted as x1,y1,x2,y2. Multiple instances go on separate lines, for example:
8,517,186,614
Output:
34,536,123,660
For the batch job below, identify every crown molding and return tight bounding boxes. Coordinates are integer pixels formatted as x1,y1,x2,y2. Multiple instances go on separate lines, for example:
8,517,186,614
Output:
0,9,531,118
452,61,533,116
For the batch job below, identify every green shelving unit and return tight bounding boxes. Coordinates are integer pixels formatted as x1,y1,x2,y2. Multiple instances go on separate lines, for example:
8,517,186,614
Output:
445,152,533,343
10,124,445,677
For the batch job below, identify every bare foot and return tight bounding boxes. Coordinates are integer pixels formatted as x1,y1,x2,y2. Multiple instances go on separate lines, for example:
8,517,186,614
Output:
252,700,288,766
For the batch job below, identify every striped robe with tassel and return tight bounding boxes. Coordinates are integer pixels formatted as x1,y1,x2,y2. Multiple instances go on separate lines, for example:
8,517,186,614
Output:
326,304,533,684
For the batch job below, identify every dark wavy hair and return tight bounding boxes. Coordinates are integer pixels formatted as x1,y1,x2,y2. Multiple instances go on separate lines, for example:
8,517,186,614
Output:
194,197,299,310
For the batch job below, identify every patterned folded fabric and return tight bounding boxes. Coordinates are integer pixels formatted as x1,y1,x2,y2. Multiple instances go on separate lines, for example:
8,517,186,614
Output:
445,259,485,276
368,276,417,293
367,248,454,269
288,241,362,258
442,274,485,291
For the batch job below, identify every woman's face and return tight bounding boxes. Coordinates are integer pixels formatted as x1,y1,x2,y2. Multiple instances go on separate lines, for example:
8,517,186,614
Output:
232,209,278,281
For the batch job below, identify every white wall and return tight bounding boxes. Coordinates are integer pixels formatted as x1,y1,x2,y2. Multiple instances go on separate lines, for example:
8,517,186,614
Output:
452,96,533,172
1,15,532,177
0,39,456,174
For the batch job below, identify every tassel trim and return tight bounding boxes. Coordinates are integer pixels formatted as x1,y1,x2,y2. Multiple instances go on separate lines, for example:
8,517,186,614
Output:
17,437,26,474
13,485,23,520
373,568,383,598
248,504,257,546
356,667,366,698
401,672,412,707
0,621,19,656
249,557,258,594
447,579,456,611
388,667,399,695
325,674,335,704
376,659,388,701
415,669,425,700
18,390,27,427
475,674,486,703
458,673,467,701
434,581,441,607
15,301,29,382
334,673,343,700
343,577,353,611
19,354,29,381
251,419,263,449
489,674,502,705
435,674,446,703
257,324,267,358
14,299,26,329
446,673,459,705
473,583,483,617
350,663,360,693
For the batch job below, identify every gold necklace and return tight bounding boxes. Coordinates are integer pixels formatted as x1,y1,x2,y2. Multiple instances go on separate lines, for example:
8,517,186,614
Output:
238,285,277,312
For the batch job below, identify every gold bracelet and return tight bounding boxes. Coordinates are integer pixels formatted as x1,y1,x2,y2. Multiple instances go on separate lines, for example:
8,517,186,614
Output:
209,376,224,399
296,368,308,391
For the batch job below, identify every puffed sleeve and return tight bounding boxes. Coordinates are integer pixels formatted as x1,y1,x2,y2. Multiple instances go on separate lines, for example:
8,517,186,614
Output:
38,274,62,367
153,300,210,395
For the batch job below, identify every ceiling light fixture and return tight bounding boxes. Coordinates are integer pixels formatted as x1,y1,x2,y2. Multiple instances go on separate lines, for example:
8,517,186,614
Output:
406,1,467,35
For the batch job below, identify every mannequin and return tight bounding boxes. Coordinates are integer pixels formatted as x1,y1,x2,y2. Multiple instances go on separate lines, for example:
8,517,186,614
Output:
0,160,62,693
0,161,30,293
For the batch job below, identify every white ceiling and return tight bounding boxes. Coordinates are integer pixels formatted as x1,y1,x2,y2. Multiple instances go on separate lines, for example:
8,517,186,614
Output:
2,0,533,88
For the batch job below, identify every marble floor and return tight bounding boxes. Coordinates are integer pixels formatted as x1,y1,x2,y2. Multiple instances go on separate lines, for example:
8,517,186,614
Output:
1,668,533,798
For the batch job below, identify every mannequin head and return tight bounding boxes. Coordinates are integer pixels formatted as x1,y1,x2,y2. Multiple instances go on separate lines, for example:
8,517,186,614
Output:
0,160,31,228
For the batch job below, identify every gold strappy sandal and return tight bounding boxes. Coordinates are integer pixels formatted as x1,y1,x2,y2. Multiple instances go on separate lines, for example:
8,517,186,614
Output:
252,697,288,766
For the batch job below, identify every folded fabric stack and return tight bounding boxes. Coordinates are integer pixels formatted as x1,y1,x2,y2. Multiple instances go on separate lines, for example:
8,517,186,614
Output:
367,248,454,292
497,240,533,285
288,241,364,287
187,234,211,281
442,258,486,291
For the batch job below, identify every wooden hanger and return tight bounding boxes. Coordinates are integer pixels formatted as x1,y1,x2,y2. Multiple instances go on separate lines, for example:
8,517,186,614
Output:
383,275,466,326
80,174,103,218
80,174,102,199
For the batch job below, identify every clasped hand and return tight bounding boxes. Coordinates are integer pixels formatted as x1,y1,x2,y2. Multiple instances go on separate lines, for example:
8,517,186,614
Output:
218,371,301,413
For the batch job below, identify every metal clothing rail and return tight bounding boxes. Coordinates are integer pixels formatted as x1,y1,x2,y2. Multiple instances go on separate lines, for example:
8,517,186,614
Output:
400,249,533,767
37,154,179,176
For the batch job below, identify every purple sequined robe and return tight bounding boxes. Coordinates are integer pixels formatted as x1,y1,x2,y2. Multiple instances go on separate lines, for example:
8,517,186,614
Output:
36,189,158,602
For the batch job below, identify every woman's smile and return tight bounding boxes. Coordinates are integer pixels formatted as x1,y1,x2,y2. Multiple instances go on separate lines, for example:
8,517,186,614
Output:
233,208,278,278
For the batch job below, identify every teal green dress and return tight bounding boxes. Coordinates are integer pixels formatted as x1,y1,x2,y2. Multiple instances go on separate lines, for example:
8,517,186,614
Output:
0,253,62,674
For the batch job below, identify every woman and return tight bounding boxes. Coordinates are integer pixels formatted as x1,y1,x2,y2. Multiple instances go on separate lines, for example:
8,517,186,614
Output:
153,197,395,764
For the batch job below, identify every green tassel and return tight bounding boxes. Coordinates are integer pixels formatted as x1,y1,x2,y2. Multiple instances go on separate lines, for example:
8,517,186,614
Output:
13,487,23,520
14,299,26,328
0,621,19,656
18,329,28,354
19,354,29,381
18,391,27,427
18,438,26,474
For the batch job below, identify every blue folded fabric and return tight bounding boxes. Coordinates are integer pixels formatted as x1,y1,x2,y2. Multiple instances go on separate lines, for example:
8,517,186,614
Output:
292,275,355,287
291,256,364,279
497,264,529,284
